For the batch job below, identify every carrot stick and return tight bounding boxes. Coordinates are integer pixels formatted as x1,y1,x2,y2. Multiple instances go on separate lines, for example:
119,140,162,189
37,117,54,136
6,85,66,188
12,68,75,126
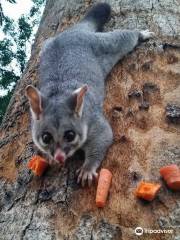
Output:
27,155,49,176
160,164,180,190
96,168,112,208
135,182,161,201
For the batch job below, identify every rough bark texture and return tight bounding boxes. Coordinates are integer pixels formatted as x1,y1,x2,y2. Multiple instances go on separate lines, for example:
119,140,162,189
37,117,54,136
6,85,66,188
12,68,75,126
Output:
0,0,180,239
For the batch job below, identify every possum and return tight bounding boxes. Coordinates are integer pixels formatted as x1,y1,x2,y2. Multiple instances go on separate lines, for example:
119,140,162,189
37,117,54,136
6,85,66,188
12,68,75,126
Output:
26,3,154,186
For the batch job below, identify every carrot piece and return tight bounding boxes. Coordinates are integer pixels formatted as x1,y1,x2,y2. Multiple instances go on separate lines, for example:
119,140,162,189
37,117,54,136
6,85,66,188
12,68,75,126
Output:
160,164,179,179
167,175,180,190
27,155,49,176
135,182,161,201
96,168,112,208
160,164,180,190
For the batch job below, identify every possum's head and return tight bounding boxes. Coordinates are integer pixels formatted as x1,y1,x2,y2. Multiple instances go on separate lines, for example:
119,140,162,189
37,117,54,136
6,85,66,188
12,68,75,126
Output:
25,85,88,164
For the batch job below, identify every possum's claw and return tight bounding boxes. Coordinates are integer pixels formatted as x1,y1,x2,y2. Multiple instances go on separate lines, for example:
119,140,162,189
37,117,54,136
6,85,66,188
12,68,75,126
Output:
77,167,98,187
140,29,155,40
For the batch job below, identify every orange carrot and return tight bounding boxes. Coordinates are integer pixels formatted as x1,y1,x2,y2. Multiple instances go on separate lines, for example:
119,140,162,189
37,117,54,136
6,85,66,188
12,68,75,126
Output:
160,164,179,179
160,164,180,190
27,155,49,176
166,175,180,190
96,168,112,208
135,182,161,201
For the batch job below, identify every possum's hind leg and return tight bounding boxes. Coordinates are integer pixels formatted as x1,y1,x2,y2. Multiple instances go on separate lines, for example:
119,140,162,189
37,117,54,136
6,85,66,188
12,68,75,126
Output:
92,29,154,76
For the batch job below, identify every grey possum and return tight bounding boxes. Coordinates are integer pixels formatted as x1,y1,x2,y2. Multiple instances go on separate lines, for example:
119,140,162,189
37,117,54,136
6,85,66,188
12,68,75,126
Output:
26,3,154,186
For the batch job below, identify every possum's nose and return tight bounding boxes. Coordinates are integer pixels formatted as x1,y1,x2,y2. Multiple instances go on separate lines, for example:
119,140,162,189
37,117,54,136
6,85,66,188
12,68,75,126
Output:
54,148,66,164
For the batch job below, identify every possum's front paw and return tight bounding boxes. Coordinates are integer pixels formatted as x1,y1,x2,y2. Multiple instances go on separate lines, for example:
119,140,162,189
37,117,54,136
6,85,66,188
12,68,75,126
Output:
140,29,155,41
76,166,98,187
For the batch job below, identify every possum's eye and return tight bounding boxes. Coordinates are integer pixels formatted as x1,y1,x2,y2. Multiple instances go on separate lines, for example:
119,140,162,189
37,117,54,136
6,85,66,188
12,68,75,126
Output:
64,130,76,142
41,132,53,145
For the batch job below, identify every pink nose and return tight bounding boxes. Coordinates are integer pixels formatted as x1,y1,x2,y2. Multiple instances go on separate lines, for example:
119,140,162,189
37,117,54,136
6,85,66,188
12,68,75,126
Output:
54,149,65,164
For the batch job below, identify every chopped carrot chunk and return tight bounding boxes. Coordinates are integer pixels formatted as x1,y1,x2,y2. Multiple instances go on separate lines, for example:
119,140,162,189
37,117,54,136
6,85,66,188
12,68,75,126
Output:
96,168,112,208
160,164,179,179
167,175,180,190
135,181,161,201
160,164,180,190
27,155,49,176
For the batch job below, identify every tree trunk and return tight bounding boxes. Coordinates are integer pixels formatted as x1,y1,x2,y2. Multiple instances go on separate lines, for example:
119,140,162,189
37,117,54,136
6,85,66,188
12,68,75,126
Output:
0,0,180,239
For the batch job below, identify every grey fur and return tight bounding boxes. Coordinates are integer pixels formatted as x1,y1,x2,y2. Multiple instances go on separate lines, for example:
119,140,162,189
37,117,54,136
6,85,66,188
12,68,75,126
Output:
27,3,154,186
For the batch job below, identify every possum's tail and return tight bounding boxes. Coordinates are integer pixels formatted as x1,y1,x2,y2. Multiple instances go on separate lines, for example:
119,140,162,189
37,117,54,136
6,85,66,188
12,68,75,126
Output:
80,3,111,32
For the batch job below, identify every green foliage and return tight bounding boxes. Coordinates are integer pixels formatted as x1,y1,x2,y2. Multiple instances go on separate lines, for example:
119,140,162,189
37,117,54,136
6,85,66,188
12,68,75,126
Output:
2,16,15,36
7,0,16,3
32,0,45,6
0,0,45,124
18,16,32,41
0,69,19,89
0,89,14,123
30,6,39,17
0,39,14,66
0,1,16,26
16,49,26,72
16,15,33,72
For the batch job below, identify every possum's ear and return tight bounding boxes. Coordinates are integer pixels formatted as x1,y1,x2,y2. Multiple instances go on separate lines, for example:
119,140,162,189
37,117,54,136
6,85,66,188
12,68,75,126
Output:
25,85,43,120
72,85,88,117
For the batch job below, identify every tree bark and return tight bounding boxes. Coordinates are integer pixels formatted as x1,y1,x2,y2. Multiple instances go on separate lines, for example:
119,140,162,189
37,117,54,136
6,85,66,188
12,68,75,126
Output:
0,0,180,239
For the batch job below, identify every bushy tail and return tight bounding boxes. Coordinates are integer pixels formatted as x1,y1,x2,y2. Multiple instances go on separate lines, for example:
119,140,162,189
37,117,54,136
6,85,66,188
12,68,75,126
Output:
82,3,111,32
